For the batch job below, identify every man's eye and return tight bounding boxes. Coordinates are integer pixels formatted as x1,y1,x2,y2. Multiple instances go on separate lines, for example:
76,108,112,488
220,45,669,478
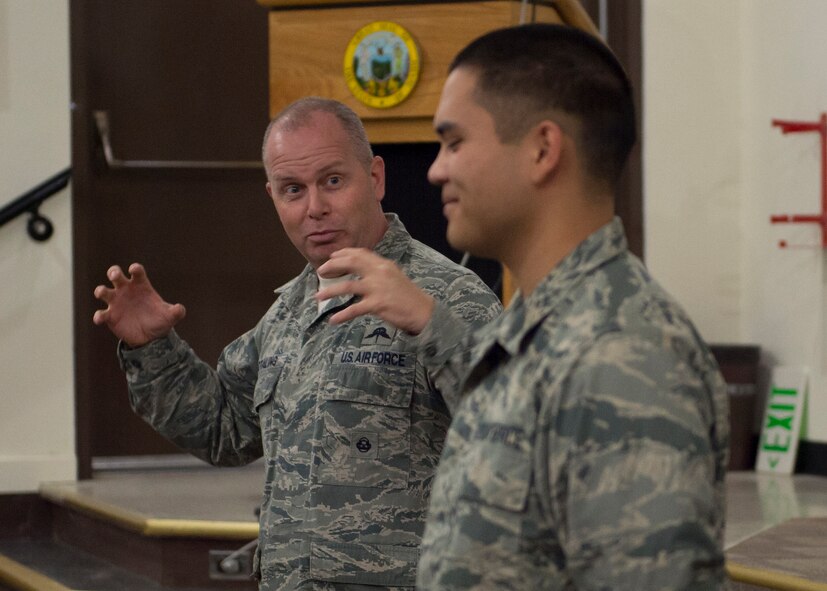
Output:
327,175,343,187
446,139,462,152
281,185,302,199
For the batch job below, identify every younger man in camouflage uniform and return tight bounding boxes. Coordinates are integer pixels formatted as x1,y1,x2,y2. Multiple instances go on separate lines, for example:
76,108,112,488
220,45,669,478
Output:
318,24,729,590
92,98,501,590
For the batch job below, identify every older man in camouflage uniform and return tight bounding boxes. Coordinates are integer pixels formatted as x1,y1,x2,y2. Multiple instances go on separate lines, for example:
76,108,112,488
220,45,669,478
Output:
92,97,501,590
319,25,729,590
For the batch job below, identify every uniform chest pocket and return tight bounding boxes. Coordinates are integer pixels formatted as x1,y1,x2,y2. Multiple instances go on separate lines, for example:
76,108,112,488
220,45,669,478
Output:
458,427,533,513
254,364,283,460
312,361,414,489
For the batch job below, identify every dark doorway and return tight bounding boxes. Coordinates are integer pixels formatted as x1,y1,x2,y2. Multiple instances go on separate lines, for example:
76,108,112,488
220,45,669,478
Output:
70,0,298,477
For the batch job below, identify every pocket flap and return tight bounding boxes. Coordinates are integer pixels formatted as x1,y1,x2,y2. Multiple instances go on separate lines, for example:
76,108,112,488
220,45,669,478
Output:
253,365,282,412
322,362,414,408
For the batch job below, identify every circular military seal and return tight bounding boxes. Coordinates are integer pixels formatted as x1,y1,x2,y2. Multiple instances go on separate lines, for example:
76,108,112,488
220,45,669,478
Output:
343,21,420,109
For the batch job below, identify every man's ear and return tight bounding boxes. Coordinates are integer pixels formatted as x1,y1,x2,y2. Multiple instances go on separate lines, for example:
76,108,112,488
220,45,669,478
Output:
528,120,564,184
371,155,386,202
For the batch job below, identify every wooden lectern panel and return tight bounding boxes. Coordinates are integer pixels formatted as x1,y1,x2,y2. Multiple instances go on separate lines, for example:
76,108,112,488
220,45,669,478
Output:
263,1,582,143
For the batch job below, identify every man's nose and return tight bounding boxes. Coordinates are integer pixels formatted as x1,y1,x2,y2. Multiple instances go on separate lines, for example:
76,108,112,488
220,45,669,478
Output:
307,187,330,218
427,151,447,186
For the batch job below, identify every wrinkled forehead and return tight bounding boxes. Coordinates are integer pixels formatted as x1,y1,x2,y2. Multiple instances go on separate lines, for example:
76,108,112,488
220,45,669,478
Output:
266,120,354,179
268,148,350,184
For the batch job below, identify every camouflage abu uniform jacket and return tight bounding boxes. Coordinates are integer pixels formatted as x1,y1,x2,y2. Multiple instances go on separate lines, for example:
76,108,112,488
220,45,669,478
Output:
416,217,729,590
119,214,502,590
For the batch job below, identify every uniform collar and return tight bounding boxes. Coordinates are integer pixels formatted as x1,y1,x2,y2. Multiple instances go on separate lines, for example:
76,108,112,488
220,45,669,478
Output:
491,216,628,356
372,212,412,263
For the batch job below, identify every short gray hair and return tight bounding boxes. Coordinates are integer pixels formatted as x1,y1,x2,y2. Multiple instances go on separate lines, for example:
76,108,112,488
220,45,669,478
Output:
262,97,374,170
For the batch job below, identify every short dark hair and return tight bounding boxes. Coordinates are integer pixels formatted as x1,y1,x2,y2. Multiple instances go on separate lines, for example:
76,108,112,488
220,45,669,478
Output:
450,23,636,187
262,97,374,170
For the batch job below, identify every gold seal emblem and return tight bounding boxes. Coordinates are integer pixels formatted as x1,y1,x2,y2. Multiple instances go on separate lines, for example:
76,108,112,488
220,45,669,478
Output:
343,21,420,109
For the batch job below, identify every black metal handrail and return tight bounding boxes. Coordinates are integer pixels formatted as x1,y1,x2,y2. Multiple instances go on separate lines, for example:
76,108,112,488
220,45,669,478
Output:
0,168,71,241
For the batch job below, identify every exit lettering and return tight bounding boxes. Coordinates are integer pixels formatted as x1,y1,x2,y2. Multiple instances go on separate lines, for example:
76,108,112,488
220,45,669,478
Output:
755,367,807,474
760,387,797,454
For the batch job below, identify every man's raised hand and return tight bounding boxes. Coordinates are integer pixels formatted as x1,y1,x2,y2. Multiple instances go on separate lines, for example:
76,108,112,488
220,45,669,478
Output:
316,248,435,335
92,263,186,348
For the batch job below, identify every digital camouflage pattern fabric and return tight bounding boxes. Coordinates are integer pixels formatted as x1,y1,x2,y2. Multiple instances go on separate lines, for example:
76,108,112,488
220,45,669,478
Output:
417,217,729,590
118,214,502,590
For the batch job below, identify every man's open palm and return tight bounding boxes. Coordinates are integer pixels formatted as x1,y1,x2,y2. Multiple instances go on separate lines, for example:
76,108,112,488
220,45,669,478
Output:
92,263,186,347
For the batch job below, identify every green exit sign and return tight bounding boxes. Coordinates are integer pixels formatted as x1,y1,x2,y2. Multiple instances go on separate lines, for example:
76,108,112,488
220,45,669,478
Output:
756,367,807,474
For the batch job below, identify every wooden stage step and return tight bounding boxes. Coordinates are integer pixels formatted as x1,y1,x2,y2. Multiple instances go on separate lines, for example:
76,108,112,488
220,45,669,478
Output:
0,462,262,590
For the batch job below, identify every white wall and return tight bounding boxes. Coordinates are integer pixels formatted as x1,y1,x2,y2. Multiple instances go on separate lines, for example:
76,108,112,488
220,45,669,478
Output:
643,1,742,343
740,0,827,442
645,0,827,442
0,0,75,492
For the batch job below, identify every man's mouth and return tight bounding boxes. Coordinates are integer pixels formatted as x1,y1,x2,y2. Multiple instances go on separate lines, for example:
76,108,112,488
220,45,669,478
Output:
442,195,459,216
308,230,340,243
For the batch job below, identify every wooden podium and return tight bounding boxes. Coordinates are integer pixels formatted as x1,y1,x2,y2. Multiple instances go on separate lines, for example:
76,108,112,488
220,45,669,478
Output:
256,0,598,143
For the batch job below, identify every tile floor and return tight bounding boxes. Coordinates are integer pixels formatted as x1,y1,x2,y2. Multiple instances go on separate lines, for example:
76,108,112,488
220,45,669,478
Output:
725,471,827,550
42,460,264,525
